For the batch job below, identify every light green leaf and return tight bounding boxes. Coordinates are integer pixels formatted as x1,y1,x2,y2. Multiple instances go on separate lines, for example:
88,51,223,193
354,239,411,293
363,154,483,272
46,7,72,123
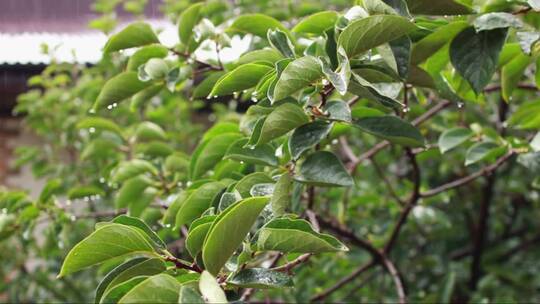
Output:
162,191,191,226
338,15,416,58
143,58,169,80
67,185,105,200
295,151,353,187
410,21,468,65
100,276,148,304
323,100,352,122
257,103,310,146
59,224,156,277
175,181,227,229
190,133,243,179
257,218,348,253
224,138,278,167
473,12,523,32
438,128,473,154
116,176,152,209
405,0,473,15
450,27,507,94
199,271,228,303
349,74,403,109
465,142,502,166
118,274,181,304
288,121,333,160
106,258,166,296
202,197,270,275
127,44,169,71
131,84,164,110
234,172,274,198
178,3,204,45
228,268,293,289
235,49,284,67
77,117,123,136
267,29,295,58
509,101,540,129
134,121,167,142
229,14,288,38
192,72,226,99
353,115,425,147
270,173,292,216
95,257,149,304
93,72,152,110
111,159,157,183
104,22,160,53
202,122,241,141
273,56,323,101
186,216,216,258
111,215,166,249
501,52,532,101
210,64,272,97
292,11,339,35
178,286,204,303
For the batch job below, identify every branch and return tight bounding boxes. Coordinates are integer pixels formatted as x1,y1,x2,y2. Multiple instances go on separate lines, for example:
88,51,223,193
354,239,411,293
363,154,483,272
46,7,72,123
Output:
310,260,376,302
420,151,516,197
271,253,312,272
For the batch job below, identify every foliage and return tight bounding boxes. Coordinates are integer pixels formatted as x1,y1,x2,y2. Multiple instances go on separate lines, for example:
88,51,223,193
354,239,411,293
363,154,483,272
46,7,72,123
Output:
2,0,540,303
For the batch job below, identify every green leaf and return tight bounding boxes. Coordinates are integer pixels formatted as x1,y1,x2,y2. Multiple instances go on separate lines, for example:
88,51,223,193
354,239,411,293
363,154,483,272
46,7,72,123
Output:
273,56,323,101
353,116,425,147
111,159,157,183
256,103,310,146
257,218,348,253
321,47,351,95
178,3,204,45
501,52,532,101
438,128,473,154
186,216,216,258
289,121,333,160
270,173,292,216
228,268,293,289
292,11,339,35
143,58,169,80
111,215,166,249
210,64,272,97
202,197,270,275
135,121,167,142
473,12,523,32
349,74,403,109
77,117,123,136
104,22,160,53
175,181,227,229
202,122,241,141
59,224,156,277
229,14,288,38
410,21,468,65
338,15,416,58
192,72,226,99
267,29,295,58
118,274,181,303
178,286,204,303
450,27,507,94
67,186,105,200
106,258,166,295
405,0,473,15
129,187,158,218
295,151,353,187
131,84,164,110
95,257,149,304
235,49,284,67
234,172,274,198
116,176,152,209
224,138,278,167
162,191,191,226
465,142,501,166
190,133,243,179
509,101,540,129
389,35,411,79
199,271,228,303
93,72,152,110
127,44,169,71
323,100,352,122
101,276,148,304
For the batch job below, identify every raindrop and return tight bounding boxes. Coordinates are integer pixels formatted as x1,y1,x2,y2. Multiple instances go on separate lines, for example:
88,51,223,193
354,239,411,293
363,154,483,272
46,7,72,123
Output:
164,224,172,228
402,107,410,113
213,95,218,99
251,97,258,102
99,177,105,183
457,102,464,109
239,161,245,164
88,109,96,114
89,127,96,133
107,105,113,110
70,215,77,222
331,139,338,145
322,78,329,86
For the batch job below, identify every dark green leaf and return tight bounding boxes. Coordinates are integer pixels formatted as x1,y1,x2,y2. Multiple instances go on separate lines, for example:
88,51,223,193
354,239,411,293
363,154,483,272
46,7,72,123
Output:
267,29,295,58
273,56,324,101
438,127,473,154
292,11,339,35
288,121,333,160
224,138,278,167
118,274,181,303
296,151,353,187
127,44,169,71
228,268,293,289
210,64,272,97
93,72,152,110
104,22,160,53
353,115,425,147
